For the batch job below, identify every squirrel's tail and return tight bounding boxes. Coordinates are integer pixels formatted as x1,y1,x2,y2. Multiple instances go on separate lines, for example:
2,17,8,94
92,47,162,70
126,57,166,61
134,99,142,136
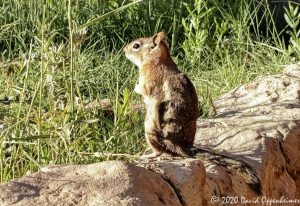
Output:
189,147,262,195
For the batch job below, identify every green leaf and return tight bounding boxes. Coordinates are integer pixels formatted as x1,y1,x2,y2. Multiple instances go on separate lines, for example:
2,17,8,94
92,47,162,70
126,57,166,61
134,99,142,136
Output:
284,13,294,28
83,119,100,124
293,5,299,16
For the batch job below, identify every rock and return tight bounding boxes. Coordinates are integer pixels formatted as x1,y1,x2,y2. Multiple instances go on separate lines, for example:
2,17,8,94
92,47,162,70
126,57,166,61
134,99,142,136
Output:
0,161,182,206
1,63,300,206
195,62,300,202
139,158,206,206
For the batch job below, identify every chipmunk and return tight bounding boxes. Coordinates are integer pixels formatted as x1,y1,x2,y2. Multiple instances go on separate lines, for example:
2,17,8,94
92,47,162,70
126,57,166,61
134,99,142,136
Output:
124,31,199,158
124,32,262,195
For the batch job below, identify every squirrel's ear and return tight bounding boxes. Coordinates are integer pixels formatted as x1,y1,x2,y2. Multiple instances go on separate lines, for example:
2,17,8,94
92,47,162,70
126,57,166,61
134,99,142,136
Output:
152,31,168,48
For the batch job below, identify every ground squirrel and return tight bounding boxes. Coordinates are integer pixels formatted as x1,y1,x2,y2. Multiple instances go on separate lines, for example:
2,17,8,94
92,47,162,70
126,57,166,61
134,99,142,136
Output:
124,31,199,158
124,32,262,195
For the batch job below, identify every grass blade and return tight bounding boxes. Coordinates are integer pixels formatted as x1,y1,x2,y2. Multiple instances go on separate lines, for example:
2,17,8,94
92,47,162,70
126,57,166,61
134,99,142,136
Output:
77,0,142,30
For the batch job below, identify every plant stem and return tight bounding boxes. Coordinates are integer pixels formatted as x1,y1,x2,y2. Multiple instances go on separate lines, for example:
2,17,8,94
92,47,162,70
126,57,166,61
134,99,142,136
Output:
68,0,74,116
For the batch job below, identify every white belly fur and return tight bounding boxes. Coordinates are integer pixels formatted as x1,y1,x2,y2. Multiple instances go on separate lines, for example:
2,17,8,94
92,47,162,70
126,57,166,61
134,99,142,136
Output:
144,96,159,132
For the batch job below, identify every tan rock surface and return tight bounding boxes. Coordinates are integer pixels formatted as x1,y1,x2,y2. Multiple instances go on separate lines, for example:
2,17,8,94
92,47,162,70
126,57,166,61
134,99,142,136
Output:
196,63,300,204
0,161,182,206
139,158,206,206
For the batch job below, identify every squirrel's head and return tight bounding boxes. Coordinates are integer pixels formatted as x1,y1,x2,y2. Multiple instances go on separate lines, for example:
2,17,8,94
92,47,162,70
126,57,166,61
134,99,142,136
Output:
124,31,170,68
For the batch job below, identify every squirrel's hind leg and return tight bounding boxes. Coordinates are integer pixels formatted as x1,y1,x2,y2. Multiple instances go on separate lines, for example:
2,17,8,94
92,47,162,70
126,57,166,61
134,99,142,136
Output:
162,139,191,158
140,132,163,159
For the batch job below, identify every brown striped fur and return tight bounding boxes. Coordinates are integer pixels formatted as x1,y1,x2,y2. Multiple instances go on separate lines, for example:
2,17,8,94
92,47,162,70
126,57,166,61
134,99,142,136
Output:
124,32,198,157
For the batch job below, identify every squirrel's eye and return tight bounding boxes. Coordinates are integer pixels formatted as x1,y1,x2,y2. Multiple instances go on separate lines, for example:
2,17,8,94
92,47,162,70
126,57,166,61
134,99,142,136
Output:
132,43,140,49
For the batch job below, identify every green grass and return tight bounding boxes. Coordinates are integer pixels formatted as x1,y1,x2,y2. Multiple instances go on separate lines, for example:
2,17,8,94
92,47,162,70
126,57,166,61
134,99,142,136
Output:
0,0,299,182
